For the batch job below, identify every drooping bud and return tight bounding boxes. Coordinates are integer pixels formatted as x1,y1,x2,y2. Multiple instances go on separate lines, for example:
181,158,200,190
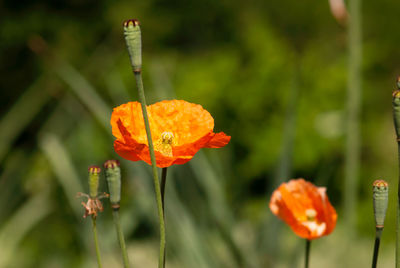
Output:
88,165,101,198
104,160,121,208
123,19,142,73
372,180,389,228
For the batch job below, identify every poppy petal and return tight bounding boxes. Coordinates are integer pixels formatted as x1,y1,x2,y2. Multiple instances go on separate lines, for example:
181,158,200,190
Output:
111,100,230,167
205,132,231,148
269,178,337,240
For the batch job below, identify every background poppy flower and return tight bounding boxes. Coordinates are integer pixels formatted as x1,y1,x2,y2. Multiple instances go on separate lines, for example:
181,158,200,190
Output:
269,178,337,240
111,100,231,168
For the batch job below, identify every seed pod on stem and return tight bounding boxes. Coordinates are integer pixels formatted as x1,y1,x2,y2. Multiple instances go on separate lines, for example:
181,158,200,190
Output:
88,165,101,199
104,160,121,208
123,19,142,73
371,180,388,268
104,160,130,267
372,180,389,228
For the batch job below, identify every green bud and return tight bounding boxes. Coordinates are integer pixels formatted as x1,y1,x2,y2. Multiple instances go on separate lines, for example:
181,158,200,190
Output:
123,19,142,73
88,165,101,198
104,160,121,206
392,89,400,139
372,180,389,228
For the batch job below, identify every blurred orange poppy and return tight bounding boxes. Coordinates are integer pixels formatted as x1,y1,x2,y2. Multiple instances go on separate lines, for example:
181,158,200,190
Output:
111,100,231,168
269,178,337,240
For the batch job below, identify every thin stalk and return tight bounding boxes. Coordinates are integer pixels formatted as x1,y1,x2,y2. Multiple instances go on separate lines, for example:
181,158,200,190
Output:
397,140,400,267
395,85,400,267
304,239,311,268
161,168,168,212
112,208,130,268
372,228,383,268
161,167,168,268
344,0,362,231
394,88,400,267
91,216,102,268
134,71,165,268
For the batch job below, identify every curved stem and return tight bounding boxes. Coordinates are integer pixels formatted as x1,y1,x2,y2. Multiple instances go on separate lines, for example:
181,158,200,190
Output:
112,208,130,268
305,239,311,268
91,216,102,268
372,228,383,268
134,71,165,268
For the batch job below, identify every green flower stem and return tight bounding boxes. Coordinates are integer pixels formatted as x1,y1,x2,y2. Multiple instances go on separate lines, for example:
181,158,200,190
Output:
397,140,400,268
124,19,165,268
161,168,168,212
372,227,383,268
112,208,130,268
91,215,102,268
134,71,166,268
344,0,362,230
305,239,311,268
161,167,168,267
104,160,130,267
393,86,400,267
396,141,400,268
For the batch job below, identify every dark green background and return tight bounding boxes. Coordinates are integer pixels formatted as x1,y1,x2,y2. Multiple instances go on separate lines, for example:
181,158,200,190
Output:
0,0,399,266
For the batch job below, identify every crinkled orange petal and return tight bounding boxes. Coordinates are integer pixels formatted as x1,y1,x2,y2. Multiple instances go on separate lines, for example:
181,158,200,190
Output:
269,178,337,240
147,100,215,145
270,189,312,239
111,102,147,143
111,100,230,168
205,132,231,148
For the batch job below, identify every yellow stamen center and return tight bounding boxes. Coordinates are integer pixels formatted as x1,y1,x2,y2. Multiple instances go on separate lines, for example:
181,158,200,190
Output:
306,209,317,221
161,132,174,144
155,132,175,157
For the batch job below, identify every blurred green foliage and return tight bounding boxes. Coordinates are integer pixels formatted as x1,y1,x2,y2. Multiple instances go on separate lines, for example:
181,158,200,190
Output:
1,0,400,267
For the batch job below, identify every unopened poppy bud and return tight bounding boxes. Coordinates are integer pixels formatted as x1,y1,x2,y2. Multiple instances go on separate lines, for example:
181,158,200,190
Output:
104,160,121,207
88,165,101,198
372,180,389,228
123,19,142,73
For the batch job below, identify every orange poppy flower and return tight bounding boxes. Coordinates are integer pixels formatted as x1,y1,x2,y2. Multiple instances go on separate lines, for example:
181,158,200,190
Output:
269,178,337,240
111,100,231,168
